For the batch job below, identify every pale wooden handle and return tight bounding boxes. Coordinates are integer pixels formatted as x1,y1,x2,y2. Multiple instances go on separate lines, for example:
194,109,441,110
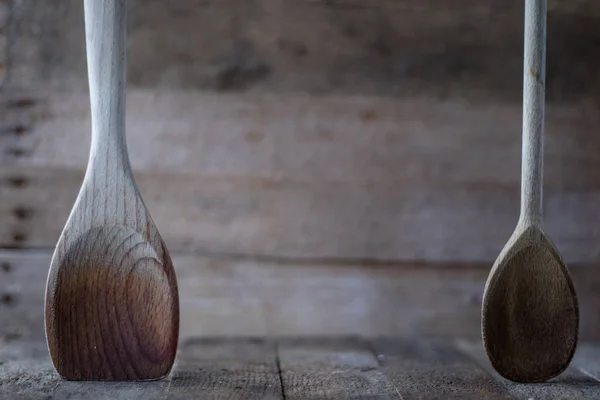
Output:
84,0,130,172
520,0,546,225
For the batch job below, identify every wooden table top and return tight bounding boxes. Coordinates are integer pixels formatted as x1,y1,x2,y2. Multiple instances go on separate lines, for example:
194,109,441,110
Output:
2,336,600,399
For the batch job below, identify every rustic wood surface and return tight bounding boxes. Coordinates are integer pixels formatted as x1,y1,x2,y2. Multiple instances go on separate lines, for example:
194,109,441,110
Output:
2,249,481,342
2,1,600,394
5,0,600,101
2,0,600,263
458,340,600,399
277,336,398,399
3,336,600,399
3,93,600,262
373,338,510,399
167,337,282,399
0,0,7,87
4,250,600,343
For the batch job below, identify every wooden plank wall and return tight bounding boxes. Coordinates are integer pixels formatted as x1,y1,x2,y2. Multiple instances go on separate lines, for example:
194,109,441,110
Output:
2,0,600,339
3,249,600,342
3,0,600,261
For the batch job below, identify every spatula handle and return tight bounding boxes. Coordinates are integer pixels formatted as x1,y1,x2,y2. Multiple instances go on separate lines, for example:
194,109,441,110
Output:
520,0,546,225
84,0,131,173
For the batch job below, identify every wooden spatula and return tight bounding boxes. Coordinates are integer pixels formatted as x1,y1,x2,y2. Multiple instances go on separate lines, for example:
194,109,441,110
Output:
44,0,179,381
481,0,578,383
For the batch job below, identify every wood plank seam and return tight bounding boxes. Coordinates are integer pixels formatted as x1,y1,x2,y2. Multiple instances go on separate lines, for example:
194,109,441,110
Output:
366,339,405,400
363,335,406,398
275,344,288,400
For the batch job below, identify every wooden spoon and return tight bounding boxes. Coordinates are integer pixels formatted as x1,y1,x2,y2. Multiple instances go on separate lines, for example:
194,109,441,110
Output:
481,0,578,383
44,0,179,381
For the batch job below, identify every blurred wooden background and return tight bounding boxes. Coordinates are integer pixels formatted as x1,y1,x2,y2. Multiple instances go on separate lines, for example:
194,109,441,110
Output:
1,0,600,343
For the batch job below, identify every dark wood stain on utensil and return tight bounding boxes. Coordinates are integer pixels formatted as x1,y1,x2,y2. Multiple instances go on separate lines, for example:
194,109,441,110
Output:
46,226,178,381
483,243,578,383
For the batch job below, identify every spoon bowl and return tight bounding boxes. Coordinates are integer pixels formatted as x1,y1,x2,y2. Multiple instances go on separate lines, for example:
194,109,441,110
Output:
482,224,578,382
46,225,178,381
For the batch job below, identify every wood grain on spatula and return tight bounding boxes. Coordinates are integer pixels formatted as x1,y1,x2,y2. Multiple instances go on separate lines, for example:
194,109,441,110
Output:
44,0,179,381
481,0,578,383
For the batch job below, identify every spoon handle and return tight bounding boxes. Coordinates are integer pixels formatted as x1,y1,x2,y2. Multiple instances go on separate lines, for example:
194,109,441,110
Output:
84,0,131,174
520,0,546,226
